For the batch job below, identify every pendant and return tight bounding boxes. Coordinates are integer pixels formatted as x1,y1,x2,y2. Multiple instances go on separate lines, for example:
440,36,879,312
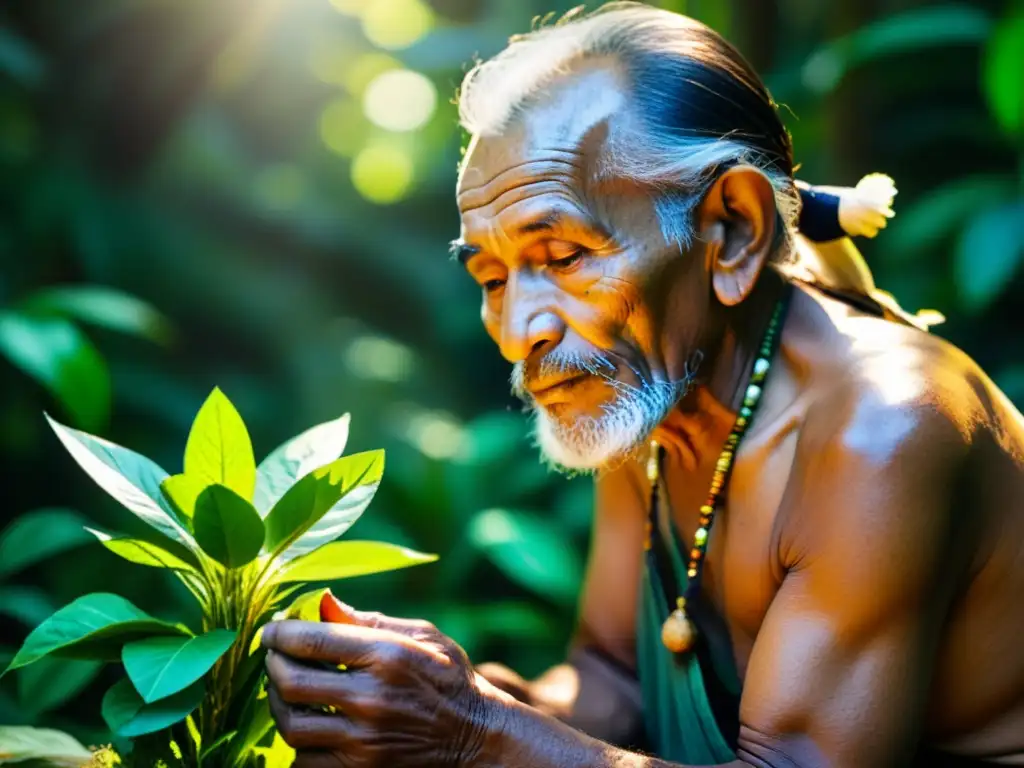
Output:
661,600,696,654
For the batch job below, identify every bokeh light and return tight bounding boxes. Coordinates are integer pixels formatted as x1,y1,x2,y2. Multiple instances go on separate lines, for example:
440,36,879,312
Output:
308,43,356,86
319,98,370,157
345,335,414,382
328,0,370,16
343,52,402,95
363,70,437,132
404,410,466,459
361,0,435,50
351,143,414,203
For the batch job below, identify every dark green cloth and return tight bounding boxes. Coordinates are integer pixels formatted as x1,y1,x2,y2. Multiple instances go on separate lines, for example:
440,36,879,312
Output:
635,513,741,765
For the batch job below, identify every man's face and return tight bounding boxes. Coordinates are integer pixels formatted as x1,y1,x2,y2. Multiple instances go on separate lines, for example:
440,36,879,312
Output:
454,66,710,471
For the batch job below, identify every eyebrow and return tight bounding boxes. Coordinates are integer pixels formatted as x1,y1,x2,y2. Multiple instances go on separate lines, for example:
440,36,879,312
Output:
450,211,594,266
449,239,481,266
517,212,562,235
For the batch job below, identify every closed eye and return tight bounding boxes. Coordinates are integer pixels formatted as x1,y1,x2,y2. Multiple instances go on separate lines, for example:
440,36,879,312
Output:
549,248,587,273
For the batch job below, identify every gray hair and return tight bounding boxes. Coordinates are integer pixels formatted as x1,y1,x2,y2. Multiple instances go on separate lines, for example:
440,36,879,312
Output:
457,2,801,255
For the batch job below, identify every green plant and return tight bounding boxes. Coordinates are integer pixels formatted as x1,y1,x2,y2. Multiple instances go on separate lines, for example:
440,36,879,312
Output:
0,509,104,727
0,285,173,432
1,388,437,767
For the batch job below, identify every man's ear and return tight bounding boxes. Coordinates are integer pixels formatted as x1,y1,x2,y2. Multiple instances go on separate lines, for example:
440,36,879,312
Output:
696,165,778,307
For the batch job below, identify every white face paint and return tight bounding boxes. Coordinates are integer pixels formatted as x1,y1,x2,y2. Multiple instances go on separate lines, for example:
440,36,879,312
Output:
511,350,697,473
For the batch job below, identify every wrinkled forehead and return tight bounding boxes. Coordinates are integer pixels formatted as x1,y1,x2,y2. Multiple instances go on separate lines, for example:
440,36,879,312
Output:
456,62,631,200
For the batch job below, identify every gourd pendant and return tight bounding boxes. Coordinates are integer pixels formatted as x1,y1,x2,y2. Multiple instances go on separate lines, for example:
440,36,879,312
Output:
661,596,696,654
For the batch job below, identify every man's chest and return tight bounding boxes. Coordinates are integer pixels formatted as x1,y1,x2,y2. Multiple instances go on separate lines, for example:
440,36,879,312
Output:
662,412,802,680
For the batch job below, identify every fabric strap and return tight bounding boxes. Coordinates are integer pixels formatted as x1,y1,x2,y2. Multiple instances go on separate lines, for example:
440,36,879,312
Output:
636,492,741,764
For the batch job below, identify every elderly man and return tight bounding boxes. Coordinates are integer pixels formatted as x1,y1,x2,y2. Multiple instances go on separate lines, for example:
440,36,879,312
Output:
263,4,1024,766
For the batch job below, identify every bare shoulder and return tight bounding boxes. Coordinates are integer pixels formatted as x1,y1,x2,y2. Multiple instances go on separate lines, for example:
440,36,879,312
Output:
778,317,991,572
801,312,1007,460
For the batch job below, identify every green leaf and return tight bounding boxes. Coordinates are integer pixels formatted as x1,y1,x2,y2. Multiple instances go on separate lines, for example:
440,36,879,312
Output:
123,629,236,704
101,677,203,738
160,473,207,520
278,587,331,622
802,4,991,93
186,714,202,753
883,175,1016,262
184,387,256,501
468,509,584,606
0,727,90,767
253,733,296,767
253,414,351,515
199,730,236,762
224,694,274,767
264,450,384,559
0,587,56,627
18,657,103,718
0,508,92,579
247,586,328,655
954,201,1024,313
277,541,437,583
86,528,196,571
983,10,1024,136
193,485,265,568
3,593,190,674
45,415,198,553
0,313,110,431
18,285,174,345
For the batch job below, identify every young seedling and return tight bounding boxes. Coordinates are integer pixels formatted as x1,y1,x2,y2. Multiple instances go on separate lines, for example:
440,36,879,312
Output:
1,388,437,767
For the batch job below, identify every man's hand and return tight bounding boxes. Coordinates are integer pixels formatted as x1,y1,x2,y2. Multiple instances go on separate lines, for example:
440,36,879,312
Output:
262,594,504,768
474,662,534,704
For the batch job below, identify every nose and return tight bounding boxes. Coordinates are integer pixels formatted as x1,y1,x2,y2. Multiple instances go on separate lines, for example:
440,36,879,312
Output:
498,274,564,363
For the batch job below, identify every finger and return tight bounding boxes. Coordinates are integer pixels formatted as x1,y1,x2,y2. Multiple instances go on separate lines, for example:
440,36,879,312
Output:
263,620,401,665
293,751,347,768
264,620,449,672
267,651,381,714
268,686,345,750
321,594,438,639
266,650,360,706
474,662,530,700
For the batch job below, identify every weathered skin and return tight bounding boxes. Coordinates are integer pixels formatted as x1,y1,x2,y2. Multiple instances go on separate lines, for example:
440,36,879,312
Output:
263,62,1024,767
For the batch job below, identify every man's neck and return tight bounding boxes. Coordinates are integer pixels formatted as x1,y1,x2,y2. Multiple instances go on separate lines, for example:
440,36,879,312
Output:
652,269,788,471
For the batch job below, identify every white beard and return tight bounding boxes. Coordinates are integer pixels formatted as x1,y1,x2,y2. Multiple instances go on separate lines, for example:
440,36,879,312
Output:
511,351,699,474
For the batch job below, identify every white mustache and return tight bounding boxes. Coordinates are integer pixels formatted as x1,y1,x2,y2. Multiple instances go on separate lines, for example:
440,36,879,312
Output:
510,351,617,400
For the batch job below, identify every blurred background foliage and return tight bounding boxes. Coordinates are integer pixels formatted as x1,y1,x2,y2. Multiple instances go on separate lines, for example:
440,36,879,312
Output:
0,0,1021,748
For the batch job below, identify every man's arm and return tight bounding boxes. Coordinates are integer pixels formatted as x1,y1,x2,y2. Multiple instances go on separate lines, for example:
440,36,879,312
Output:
474,398,973,768
476,458,649,747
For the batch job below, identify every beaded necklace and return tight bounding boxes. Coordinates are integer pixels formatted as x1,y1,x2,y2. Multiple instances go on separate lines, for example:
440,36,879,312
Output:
645,288,791,654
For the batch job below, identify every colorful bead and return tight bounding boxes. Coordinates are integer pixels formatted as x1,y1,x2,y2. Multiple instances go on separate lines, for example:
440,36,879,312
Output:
649,288,789,657
662,607,696,653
